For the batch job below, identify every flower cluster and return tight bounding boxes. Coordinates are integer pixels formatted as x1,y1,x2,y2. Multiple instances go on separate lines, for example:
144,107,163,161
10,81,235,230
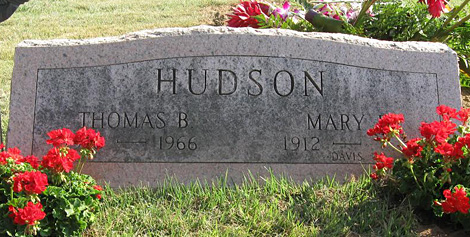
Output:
368,105,470,226
435,186,470,214
227,1,365,30
227,1,305,28
8,202,46,226
311,0,364,22
227,0,270,28
367,113,405,144
1,127,105,235
418,0,450,18
13,171,48,194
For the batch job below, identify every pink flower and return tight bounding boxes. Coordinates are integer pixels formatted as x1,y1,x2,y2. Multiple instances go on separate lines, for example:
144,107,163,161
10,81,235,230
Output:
273,1,290,20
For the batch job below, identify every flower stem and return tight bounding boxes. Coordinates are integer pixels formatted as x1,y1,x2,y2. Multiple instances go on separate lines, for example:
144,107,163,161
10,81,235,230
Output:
410,164,423,190
387,142,403,154
353,0,377,26
79,159,86,174
394,135,407,148
442,0,470,29
433,14,470,41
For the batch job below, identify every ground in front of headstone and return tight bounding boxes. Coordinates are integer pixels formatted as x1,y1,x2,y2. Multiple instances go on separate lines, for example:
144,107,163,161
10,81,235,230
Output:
461,87,470,108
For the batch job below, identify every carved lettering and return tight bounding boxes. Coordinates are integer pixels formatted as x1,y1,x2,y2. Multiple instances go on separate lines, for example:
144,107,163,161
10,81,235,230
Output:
248,69,263,96
188,69,207,95
274,70,294,97
218,69,237,95
157,68,177,94
307,113,365,131
304,71,323,96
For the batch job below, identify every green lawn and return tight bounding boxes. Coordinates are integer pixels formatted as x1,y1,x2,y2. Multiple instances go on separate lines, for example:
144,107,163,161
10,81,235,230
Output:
84,173,418,236
0,0,238,139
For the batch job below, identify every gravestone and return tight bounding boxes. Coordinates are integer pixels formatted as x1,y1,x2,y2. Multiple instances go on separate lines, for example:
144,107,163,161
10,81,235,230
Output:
8,26,461,186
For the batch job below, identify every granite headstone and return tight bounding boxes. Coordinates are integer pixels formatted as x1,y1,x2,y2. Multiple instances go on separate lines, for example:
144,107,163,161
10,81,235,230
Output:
8,26,461,186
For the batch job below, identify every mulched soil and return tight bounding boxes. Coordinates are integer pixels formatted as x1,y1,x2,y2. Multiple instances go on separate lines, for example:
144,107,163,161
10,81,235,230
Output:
462,87,470,108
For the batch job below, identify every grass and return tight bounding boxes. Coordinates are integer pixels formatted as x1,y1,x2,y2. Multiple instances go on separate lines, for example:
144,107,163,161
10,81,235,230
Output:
84,172,418,236
1,1,467,235
0,0,238,139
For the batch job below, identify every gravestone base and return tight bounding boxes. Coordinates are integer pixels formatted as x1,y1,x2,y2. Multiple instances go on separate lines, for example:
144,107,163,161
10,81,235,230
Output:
82,163,367,186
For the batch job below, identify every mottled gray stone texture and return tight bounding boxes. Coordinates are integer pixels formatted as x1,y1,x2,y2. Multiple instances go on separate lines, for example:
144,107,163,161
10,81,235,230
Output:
8,26,461,187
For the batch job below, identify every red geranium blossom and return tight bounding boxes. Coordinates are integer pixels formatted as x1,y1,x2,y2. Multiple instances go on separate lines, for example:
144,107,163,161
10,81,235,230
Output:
367,113,404,141
440,187,470,214
401,138,423,158
41,147,80,173
93,185,103,200
13,171,48,194
419,120,456,144
434,142,464,159
74,127,106,151
456,108,470,124
47,128,75,147
0,147,24,165
373,152,394,170
436,105,457,121
9,202,46,226
370,173,378,180
227,0,271,28
20,155,40,169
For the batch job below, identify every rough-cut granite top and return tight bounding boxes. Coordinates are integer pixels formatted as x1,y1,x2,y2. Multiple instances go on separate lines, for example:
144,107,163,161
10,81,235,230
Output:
18,25,452,53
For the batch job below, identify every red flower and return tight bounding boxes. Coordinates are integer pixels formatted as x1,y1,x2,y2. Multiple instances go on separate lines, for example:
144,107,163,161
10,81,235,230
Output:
9,202,46,226
22,155,40,169
94,185,103,200
436,105,457,121
401,138,423,158
227,0,271,28
427,0,446,18
0,147,24,165
373,152,394,170
74,127,106,151
441,187,470,214
419,120,456,144
367,113,404,141
456,108,470,124
47,128,75,147
370,173,378,180
13,171,48,194
41,147,80,173
434,142,464,159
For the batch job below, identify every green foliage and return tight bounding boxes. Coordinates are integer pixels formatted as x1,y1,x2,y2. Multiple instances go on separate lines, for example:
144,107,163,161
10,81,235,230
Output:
293,0,314,11
38,172,101,236
255,13,315,32
0,160,102,236
369,108,470,231
360,0,438,41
